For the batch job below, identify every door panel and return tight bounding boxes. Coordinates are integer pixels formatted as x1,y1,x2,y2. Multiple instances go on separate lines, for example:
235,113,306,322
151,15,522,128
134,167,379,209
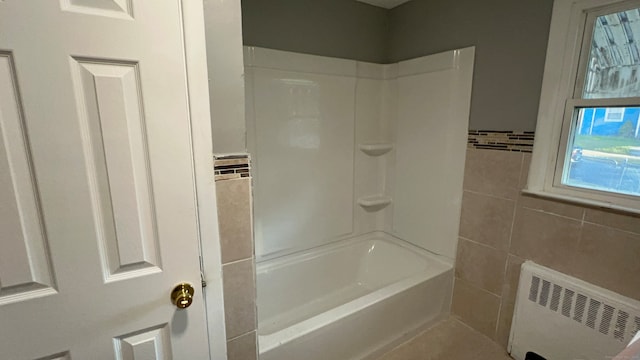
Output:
72,59,161,281
0,52,56,305
115,324,171,360
0,1,211,358
61,0,133,19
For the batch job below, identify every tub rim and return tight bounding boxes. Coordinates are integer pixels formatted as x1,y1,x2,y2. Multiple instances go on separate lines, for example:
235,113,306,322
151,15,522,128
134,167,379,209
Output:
256,231,452,274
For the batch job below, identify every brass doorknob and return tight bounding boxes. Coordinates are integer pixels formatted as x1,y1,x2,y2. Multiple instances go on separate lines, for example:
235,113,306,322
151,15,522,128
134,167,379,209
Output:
171,283,194,309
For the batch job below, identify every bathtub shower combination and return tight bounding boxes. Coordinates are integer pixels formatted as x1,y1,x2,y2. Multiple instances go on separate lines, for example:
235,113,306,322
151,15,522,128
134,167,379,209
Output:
244,46,475,359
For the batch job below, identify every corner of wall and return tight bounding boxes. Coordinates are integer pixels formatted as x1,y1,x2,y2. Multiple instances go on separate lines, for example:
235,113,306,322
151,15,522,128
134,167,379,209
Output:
213,154,258,360
204,0,247,154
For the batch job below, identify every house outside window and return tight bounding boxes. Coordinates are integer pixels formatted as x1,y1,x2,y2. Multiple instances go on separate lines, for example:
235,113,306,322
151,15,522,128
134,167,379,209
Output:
528,0,640,212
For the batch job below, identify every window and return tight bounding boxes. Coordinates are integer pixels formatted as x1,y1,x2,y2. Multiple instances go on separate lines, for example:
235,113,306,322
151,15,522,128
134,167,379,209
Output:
529,0,640,212
603,108,624,122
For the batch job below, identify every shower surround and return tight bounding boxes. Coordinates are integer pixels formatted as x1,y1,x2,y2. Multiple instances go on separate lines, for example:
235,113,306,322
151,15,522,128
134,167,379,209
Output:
244,46,475,359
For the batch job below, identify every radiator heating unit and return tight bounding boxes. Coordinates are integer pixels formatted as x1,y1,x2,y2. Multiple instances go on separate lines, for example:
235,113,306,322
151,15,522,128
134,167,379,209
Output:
509,261,640,360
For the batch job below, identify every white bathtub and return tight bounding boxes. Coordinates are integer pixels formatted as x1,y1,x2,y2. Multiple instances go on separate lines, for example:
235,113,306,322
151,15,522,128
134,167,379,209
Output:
256,232,454,360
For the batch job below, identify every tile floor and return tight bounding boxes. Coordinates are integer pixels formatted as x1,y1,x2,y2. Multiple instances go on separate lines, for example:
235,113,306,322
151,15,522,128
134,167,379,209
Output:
376,317,513,360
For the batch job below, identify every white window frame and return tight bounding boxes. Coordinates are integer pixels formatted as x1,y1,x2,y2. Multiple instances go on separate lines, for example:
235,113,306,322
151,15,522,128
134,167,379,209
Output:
527,0,640,213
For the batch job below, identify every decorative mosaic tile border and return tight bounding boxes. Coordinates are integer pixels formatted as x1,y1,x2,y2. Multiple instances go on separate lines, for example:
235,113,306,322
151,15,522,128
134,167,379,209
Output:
468,130,535,152
214,154,250,181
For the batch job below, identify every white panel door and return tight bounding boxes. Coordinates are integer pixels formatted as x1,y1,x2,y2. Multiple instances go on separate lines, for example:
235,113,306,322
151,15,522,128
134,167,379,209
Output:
0,1,215,359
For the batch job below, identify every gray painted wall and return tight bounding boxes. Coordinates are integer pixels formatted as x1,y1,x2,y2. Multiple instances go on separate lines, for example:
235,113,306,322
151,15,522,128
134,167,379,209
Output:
241,0,389,63
241,0,554,131
389,0,553,131
205,0,246,154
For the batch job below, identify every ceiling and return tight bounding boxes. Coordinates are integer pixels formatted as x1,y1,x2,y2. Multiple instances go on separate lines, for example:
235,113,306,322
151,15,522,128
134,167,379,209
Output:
355,0,412,9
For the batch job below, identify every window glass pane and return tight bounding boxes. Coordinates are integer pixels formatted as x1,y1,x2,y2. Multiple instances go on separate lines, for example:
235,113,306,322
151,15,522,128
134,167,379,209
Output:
564,107,640,196
583,8,640,99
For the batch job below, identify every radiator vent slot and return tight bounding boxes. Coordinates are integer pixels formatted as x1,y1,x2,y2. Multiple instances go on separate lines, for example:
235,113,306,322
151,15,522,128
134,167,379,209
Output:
562,289,574,317
575,293,587,323
586,299,600,329
512,262,640,360
550,284,562,311
539,280,551,306
529,276,540,302
614,311,629,341
600,305,614,335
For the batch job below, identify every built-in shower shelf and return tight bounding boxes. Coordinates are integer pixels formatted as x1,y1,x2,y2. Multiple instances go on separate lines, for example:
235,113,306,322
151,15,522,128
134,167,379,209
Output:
358,143,393,156
357,195,392,211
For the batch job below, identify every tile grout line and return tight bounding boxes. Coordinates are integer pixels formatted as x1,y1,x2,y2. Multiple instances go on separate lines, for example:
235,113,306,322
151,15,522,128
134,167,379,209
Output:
452,317,508,355
458,236,507,252
226,329,256,342
494,153,525,338
506,153,523,256
455,276,502,299
519,204,585,222
222,255,255,267
582,219,640,235
463,188,518,202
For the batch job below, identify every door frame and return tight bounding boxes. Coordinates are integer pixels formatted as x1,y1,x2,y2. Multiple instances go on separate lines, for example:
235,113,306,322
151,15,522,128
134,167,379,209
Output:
180,1,228,358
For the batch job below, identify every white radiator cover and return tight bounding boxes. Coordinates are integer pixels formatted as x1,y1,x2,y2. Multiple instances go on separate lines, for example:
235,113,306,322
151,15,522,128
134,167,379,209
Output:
509,261,640,360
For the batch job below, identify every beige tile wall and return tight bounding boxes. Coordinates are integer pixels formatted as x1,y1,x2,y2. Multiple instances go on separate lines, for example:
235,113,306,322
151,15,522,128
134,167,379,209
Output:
454,148,640,348
215,173,258,360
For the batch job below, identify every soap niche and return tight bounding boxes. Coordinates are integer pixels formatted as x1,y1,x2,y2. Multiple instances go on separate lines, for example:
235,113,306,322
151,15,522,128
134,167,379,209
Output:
357,195,392,212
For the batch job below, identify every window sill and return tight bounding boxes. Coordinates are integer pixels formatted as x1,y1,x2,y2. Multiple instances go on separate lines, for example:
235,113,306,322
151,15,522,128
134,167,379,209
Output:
521,188,640,215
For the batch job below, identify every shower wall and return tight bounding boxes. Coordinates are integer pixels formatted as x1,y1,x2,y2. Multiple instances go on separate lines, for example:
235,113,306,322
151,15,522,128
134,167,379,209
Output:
245,48,357,258
389,50,475,258
245,47,474,260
